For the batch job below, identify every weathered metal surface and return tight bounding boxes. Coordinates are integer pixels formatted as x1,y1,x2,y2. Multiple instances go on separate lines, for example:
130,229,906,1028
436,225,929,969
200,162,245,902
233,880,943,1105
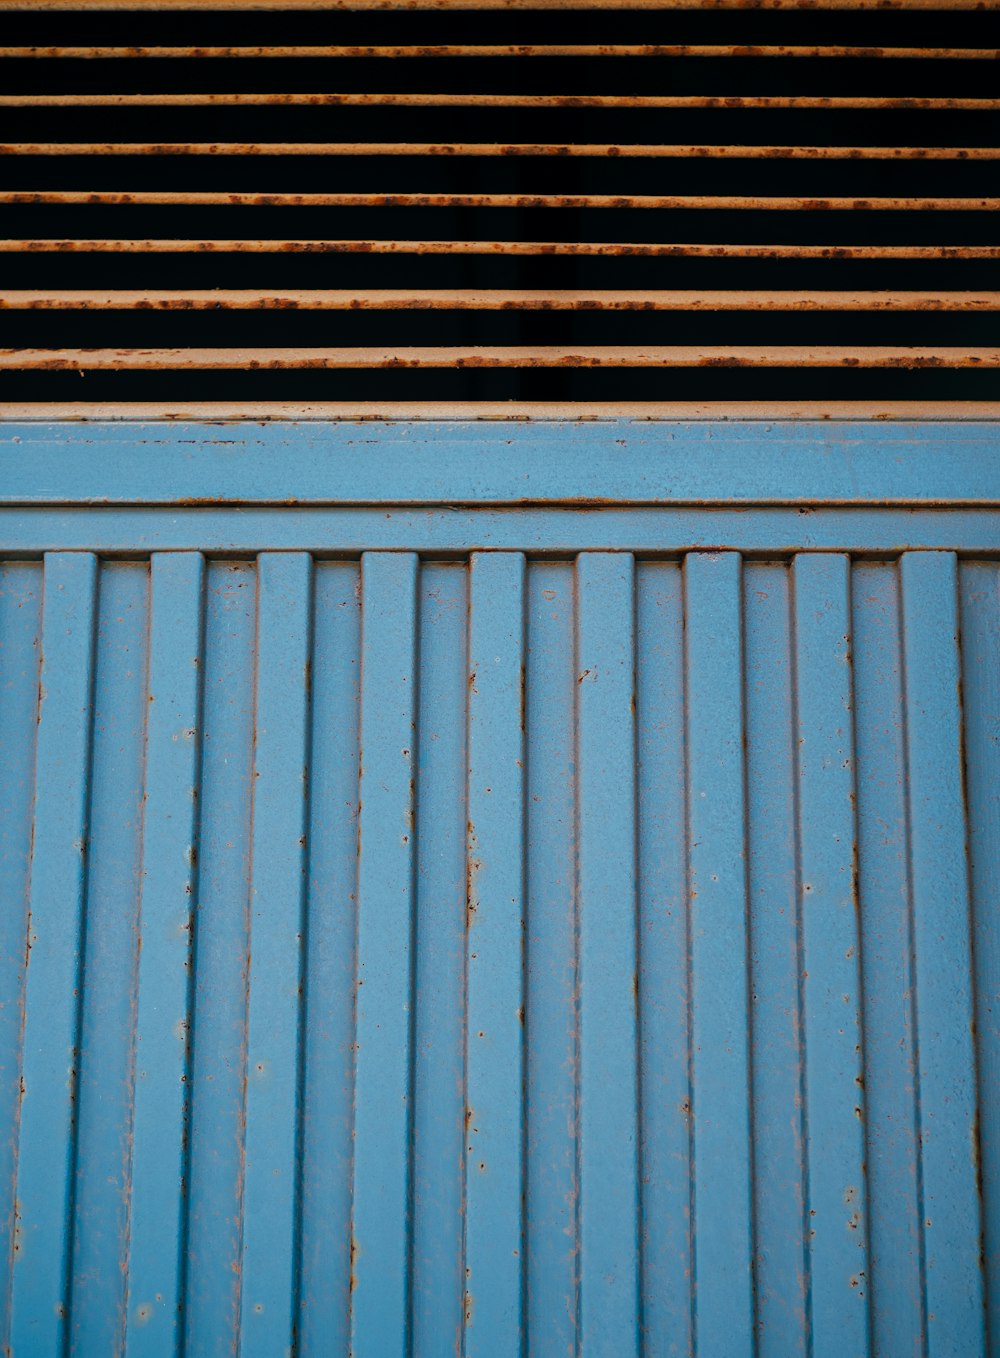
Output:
5,92,1000,109
9,190,998,211
5,419,1000,505
4,288,999,311
2,43,998,57
4,399,1000,419
0,477,997,1353
4,240,998,259
4,345,999,369
0,0,992,10
6,140,999,159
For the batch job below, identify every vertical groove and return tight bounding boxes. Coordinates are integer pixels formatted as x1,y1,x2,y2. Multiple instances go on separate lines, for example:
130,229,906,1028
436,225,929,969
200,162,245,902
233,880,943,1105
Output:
463,551,527,1358
9,552,98,1357
683,550,755,1357
575,551,641,1355
899,550,985,1358
239,552,314,1356
792,554,871,1357
349,551,420,1358
125,552,206,1358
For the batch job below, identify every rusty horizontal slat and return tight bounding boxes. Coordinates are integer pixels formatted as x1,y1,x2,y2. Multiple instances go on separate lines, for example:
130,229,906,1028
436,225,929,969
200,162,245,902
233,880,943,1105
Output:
4,289,998,311
0,0,990,9
4,93,999,110
3,239,998,259
4,400,1000,420
1,45,997,59
5,141,998,159
2,346,996,369
6,191,998,210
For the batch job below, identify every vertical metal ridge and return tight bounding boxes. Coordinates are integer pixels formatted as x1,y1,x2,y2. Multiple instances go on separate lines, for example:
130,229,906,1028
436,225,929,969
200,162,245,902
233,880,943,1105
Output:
683,550,755,1355
124,552,206,1358
575,551,641,1354
239,552,314,1355
958,562,1000,1351
899,551,986,1357
464,551,527,1357
636,560,691,1357
9,551,98,1355
297,561,361,1353
852,562,924,1355
745,561,808,1357
411,561,467,1358
0,563,43,1356
72,562,152,1351
183,559,257,1351
792,554,871,1356
524,561,577,1358
350,551,419,1358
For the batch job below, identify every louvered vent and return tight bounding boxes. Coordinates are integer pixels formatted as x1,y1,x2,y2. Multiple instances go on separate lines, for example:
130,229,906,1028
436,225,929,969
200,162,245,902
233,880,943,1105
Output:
0,0,998,411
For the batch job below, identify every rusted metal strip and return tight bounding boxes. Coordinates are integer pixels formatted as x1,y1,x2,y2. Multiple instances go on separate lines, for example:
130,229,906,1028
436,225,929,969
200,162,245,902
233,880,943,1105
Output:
7,191,999,211
4,400,1000,420
4,289,998,311
2,346,996,369
0,0,991,10
2,45,997,59
5,142,998,159
5,93,999,110
3,239,998,259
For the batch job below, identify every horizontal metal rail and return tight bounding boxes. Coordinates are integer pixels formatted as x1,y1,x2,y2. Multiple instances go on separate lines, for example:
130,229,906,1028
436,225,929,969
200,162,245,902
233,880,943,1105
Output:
5,141,998,159
0,0,990,10
3,239,998,258
4,400,999,421
2,45,998,60
2,346,997,369
4,93,1000,110
6,191,998,210
4,289,998,311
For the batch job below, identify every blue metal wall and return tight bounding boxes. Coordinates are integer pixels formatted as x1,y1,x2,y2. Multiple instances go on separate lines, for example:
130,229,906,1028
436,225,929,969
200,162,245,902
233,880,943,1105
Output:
0,421,998,1356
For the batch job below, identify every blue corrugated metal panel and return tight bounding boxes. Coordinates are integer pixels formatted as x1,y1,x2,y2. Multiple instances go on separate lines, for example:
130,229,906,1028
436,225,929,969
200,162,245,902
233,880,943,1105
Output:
1,544,997,1355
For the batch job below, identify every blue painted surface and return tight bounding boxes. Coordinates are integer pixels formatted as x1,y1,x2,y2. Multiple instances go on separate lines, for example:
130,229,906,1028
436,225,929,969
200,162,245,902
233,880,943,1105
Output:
2,420,998,505
0,421,997,1356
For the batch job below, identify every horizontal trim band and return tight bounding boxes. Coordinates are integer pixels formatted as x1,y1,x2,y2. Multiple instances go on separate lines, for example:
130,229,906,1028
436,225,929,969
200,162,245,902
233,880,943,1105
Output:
4,401,1000,420
4,419,999,508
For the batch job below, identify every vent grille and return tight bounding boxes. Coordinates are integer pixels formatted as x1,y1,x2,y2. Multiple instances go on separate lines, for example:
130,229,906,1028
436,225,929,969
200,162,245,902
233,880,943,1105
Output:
0,0,998,409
